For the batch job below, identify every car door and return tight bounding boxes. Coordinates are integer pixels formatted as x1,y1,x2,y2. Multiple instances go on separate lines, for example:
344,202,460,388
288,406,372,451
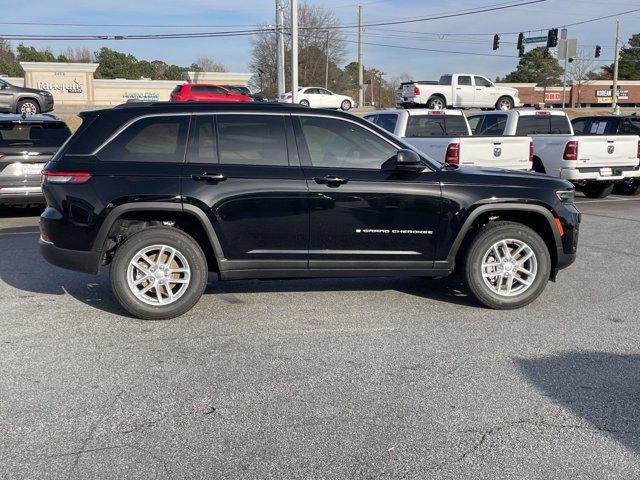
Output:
0,80,13,112
317,88,337,108
293,114,442,270
180,113,310,274
473,76,496,107
303,88,322,107
454,75,475,106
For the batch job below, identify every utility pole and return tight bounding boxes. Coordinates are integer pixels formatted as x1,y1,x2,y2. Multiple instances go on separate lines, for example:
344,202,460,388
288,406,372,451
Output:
357,5,363,108
612,19,621,113
276,0,285,97
325,31,330,89
291,0,299,103
561,28,567,109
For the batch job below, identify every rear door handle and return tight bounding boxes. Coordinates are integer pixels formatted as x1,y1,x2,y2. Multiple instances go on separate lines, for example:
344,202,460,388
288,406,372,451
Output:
191,172,227,182
314,175,348,185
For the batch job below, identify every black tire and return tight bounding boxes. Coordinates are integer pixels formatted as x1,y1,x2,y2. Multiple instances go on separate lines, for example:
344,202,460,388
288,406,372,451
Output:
340,99,352,111
581,181,614,199
426,96,446,110
463,221,551,310
531,157,546,174
16,99,40,115
110,226,208,320
495,96,514,110
613,179,640,196
299,99,310,107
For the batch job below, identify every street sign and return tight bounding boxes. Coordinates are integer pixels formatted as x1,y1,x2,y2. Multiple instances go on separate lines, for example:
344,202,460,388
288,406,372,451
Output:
524,36,547,44
558,38,577,60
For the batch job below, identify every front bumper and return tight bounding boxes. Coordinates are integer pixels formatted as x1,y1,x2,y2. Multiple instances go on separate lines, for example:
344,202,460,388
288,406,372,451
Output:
39,238,101,275
42,95,54,112
561,166,640,182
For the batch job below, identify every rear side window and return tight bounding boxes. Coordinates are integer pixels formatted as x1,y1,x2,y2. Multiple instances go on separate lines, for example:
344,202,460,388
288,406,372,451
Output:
216,114,288,166
439,75,452,86
516,115,572,135
99,115,189,162
405,115,467,137
0,122,71,147
171,85,183,94
571,118,588,135
374,114,398,133
622,118,640,134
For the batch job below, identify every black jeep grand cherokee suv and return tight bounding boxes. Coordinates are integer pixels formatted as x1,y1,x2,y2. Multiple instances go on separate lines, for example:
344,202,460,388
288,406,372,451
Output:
39,102,580,319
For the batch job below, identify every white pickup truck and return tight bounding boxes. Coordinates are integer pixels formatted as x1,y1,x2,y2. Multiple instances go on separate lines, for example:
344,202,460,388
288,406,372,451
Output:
364,109,532,171
400,74,521,111
467,109,640,198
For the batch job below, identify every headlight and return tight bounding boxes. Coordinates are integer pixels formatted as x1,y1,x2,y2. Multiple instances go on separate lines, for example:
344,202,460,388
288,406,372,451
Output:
556,189,575,204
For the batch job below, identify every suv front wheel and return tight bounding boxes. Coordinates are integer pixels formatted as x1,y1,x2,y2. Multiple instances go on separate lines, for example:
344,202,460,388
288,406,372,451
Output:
463,221,551,309
110,227,208,320
17,99,40,115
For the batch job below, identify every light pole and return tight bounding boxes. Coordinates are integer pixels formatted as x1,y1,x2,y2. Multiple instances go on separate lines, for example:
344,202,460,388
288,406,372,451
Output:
291,0,299,104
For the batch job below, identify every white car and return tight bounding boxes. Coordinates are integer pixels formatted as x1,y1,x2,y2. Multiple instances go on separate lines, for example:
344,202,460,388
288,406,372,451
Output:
279,87,354,110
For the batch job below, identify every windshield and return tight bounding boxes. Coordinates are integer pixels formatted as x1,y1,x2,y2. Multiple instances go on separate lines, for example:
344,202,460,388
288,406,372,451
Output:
0,122,71,148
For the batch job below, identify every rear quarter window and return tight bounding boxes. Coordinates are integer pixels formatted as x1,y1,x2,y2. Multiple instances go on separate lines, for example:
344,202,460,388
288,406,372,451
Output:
98,115,190,163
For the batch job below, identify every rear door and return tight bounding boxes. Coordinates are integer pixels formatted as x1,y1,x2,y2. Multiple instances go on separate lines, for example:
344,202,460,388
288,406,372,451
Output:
180,113,309,273
454,75,475,106
294,114,441,270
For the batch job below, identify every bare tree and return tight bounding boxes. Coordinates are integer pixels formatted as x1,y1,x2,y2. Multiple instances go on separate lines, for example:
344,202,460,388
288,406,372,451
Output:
194,56,227,72
567,49,599,107
250,1,347,94
59,47,94,63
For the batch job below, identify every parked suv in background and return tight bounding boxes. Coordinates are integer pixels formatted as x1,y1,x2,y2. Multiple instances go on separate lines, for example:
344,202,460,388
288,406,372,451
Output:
40,102,579,320
0,78,54,115
0,114,71,206
170,84,252,103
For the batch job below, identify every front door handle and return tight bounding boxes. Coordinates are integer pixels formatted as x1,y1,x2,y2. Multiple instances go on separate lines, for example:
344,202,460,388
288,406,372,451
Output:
314,175,348,186
192,172,227,182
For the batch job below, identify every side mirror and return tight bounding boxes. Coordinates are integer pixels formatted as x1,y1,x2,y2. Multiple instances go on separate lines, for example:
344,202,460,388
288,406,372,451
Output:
395,149,426,172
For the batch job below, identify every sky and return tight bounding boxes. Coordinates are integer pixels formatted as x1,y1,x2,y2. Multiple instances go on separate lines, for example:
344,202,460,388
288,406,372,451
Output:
2,0,639,83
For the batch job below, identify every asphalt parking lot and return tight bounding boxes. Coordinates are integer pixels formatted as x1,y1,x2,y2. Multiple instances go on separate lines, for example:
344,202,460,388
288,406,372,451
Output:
1,194,640,479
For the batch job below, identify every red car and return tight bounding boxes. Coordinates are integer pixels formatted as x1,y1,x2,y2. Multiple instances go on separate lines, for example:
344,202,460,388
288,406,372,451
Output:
170,84,252,103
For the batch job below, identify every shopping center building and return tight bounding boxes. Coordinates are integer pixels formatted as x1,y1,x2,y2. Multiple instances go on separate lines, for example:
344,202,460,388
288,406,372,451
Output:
1,61,253,110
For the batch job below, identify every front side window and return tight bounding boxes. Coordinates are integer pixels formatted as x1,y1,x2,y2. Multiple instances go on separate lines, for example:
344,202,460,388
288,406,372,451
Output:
477,114,507,136
99,116,189,162
299,116,397,170
217,114,288,166
375,114,398,133
458,76,472,86
474,76,492,87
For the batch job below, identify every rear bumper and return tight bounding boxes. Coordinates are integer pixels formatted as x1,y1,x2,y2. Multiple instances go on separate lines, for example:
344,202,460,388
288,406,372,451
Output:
561,166,640,181
0,186,44,205
39,238,101,275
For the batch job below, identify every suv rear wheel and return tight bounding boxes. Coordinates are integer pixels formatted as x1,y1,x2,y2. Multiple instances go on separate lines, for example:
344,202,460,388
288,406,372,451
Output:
110,227,208,320
463,221,551,309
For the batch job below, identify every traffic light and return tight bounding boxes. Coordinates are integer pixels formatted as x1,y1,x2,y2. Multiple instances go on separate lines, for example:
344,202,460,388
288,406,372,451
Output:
493,34,500,51
517,33,525,57
547,28,558,48
543,48,551,59
595,45,601,58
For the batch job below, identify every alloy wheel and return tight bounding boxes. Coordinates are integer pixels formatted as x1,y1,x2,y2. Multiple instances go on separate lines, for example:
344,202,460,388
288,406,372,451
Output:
481,239,538,297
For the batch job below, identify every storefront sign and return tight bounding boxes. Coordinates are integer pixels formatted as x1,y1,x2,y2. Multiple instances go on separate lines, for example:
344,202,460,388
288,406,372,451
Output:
122,91,160,101
595,89,629,99
544,92,561,101
37,79,83,93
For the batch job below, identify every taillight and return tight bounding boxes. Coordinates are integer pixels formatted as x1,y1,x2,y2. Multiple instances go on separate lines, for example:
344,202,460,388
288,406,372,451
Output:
0,152,4,158
42,171,92,184
529,141,534,163
563,141,578,161
445,143,460,165
413,86,420,95
637,140,640,159
285,94,292,100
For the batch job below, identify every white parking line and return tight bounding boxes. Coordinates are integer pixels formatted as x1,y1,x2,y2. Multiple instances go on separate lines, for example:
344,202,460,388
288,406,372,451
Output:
575,197,640,204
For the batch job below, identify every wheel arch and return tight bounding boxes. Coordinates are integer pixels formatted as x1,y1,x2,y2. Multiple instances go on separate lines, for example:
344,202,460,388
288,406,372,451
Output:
15,96,42,111
447,204,562,276
93,202,224,274
427,93,447,108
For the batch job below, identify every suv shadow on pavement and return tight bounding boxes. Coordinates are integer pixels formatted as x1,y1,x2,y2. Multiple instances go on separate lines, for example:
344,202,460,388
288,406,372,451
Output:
516,351,640,454
0,225,475,319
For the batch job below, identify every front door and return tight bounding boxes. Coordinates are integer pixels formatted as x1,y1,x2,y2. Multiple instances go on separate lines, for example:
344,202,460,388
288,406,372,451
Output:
473,76,496,107
293,115,441,271
0,81,13,112
181,113,309,274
